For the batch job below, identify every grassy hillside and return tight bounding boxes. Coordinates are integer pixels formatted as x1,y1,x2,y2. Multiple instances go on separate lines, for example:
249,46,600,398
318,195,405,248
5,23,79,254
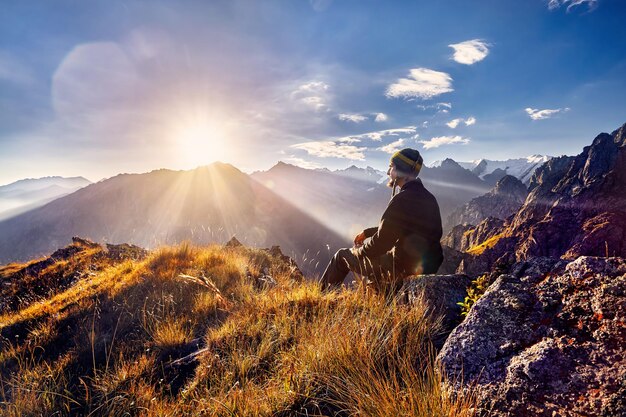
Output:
0,240,474,416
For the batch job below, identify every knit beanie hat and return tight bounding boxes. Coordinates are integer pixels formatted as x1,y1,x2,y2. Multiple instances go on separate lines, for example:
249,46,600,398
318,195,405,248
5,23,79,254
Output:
391,148,423,175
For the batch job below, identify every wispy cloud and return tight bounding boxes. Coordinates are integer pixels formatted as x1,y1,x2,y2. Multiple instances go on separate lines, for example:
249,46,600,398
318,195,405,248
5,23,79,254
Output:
374,112,388,122
417,102,452,112
525,107,570,120
448,39,490,65
291,140,366,160
419,135,470,149
446,118,462,129
338,113,367,123
284,156,323,169
339,126,418,143
548,0,598,12
386,68,453,100
291,81,331,112
378,139,405,154
446,116,477,128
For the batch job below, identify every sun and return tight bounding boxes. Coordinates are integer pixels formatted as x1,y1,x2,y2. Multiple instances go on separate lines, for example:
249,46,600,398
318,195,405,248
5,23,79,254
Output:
173,117,231,168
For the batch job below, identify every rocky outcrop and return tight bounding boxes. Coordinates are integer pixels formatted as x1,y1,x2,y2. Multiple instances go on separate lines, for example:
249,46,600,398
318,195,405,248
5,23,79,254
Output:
438,245,468,275
441,224,473,252
0,237,144,314
105,242,148,261
402,274,472,349
443,217,506,254
460,122,626,275
445,175,527,230
439,256,626,417
463,216,506,252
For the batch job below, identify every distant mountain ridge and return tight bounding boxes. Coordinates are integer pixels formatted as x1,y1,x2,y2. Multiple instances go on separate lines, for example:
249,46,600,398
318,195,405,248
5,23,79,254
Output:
431,155,551,185
0,176,91,221
254,159,493,237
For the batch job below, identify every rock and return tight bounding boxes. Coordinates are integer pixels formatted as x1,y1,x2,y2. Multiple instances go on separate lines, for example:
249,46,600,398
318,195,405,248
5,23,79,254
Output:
438,256,626,417
264,245,304,282
402,274,471,349
71,236,101,249
438,245,467,274
247,268,278,290
224,236,243,247
463,216,506,251
441,224,474,252
105,243,148,261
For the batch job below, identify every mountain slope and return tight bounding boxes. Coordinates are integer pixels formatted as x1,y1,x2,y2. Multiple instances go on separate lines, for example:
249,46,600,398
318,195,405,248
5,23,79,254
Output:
0,163,347,274
444,175,528,230
459,122,626,275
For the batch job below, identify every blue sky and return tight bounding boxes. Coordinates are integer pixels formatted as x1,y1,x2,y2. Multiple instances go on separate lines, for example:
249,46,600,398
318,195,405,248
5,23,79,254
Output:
1,0,625,184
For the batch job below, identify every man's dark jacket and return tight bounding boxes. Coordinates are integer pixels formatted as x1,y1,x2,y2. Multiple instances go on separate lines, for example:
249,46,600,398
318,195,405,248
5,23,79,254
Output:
355,178,443,275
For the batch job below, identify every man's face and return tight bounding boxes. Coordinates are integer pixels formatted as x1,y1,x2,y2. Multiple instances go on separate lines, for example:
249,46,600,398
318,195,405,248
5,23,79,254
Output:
386,162,398,188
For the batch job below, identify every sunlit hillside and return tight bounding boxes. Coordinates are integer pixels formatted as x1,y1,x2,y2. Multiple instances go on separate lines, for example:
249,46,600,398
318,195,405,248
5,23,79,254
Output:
0,163,348,275
0,239,474,416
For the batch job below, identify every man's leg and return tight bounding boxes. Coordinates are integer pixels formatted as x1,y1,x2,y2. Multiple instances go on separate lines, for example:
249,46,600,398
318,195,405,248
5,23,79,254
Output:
319,248,360,290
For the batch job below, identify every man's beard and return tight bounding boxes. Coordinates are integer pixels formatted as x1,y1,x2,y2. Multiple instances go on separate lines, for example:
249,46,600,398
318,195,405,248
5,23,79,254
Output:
386,177,396,188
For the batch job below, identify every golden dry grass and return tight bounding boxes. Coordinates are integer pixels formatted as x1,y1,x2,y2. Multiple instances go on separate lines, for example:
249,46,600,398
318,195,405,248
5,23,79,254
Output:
0,242,475,416
466,233,504,256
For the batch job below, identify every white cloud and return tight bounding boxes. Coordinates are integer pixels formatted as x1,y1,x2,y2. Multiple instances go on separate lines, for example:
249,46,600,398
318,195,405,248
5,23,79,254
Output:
419,135,470,149
374,112,388,122
448,39,490,65
548,0,597,12
291,81,331,112
284,156,323,169
338,113,368,123
446,118,463,129
447,116,477,128
417,102,452,112
525,107,570,120
339,126,418,143
291,141,366,160
386,68,453,100
378,139,405,154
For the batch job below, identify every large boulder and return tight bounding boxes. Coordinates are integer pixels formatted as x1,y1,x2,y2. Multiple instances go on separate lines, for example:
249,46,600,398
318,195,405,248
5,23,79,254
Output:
402,274,471,349
438,256,626,417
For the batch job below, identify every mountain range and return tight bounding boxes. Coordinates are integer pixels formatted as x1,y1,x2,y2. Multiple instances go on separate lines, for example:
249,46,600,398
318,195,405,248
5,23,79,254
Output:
0,150,565,271
0,176,91,221
0,164,347,275
443,155,551,185
446,122,626,275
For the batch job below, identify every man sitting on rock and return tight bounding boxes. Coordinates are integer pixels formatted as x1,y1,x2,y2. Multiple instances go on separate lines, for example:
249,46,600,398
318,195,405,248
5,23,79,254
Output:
320,148,443,294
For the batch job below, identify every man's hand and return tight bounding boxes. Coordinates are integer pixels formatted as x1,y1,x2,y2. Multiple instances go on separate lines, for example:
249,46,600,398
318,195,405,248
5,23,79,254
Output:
353,231,367,247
